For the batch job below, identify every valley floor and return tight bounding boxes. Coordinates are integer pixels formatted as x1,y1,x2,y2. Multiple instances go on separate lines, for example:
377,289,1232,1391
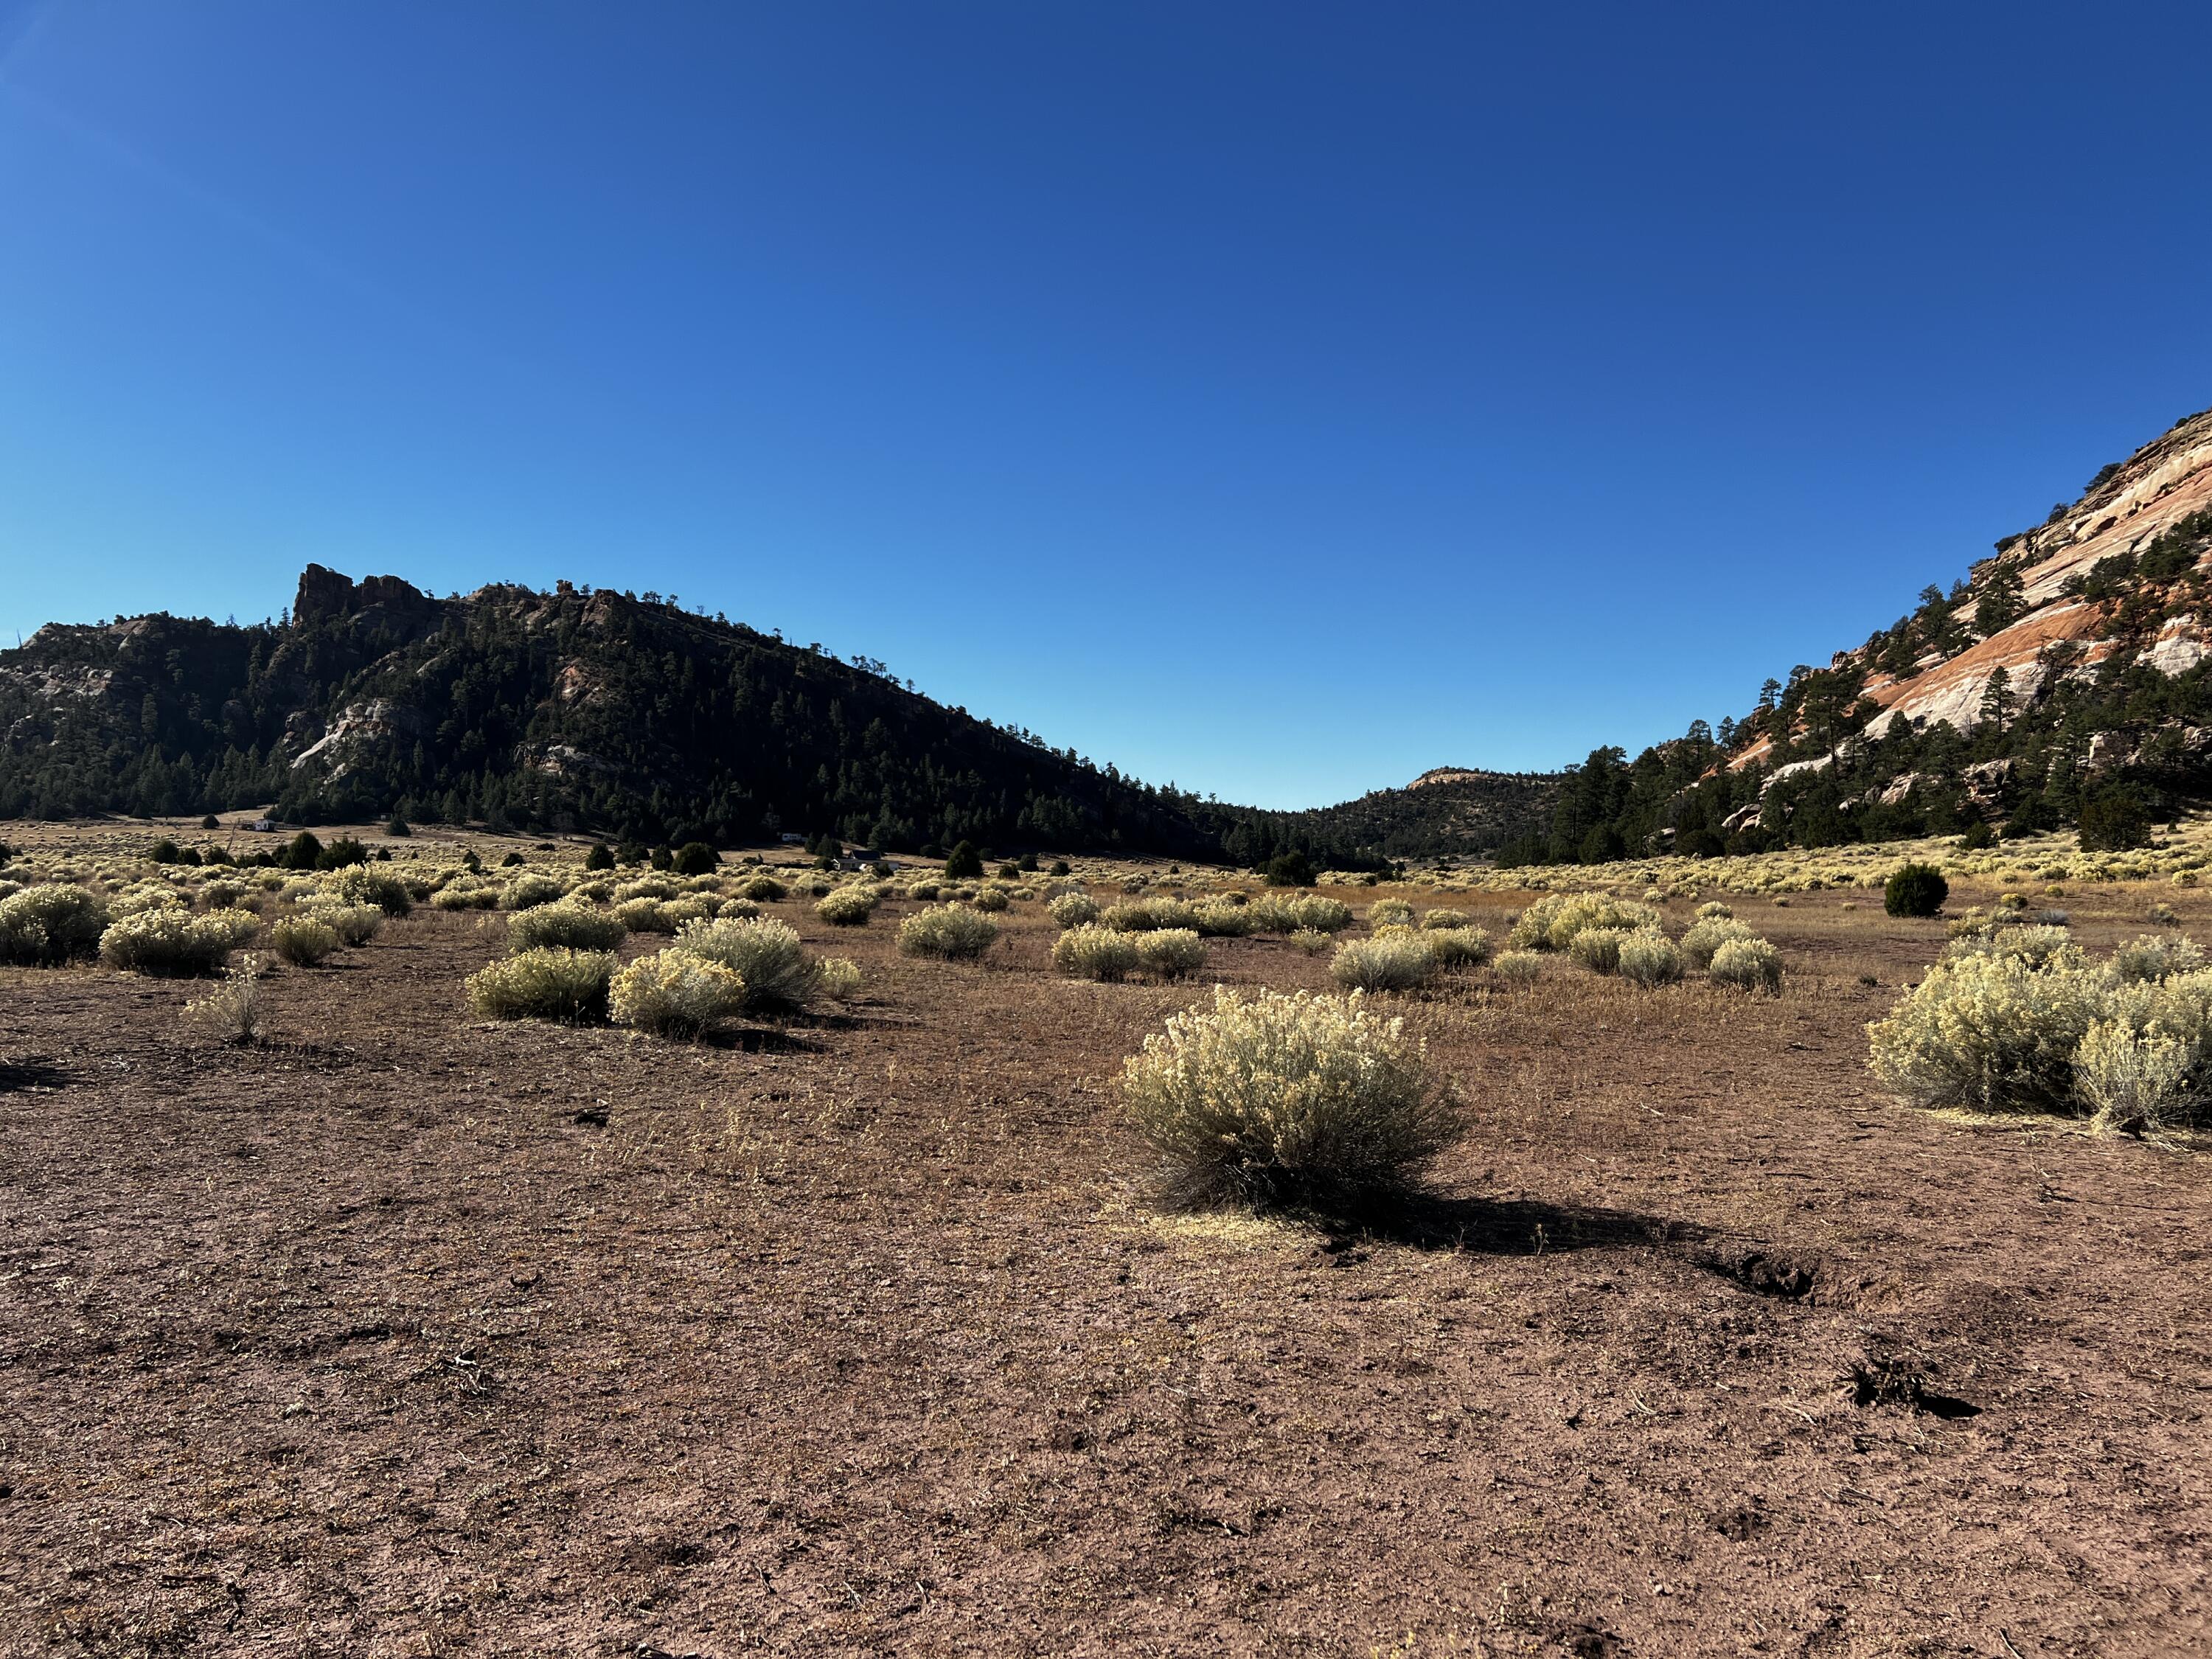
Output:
2,849,2209,1656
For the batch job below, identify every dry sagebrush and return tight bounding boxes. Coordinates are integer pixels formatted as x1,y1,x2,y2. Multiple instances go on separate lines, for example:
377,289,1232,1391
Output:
611,950,748,1039
466,947,616,1022
674,917,821,1010
509,902,628,953
897,904,999,962
1121,987,1460,1208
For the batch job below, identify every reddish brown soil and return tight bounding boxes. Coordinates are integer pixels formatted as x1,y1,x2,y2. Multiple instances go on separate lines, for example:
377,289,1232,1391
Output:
4,881,2211,1656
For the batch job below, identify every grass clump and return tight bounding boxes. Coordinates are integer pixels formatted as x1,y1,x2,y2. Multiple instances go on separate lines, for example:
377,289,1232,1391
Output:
674,917,820,1010
465,947,615,1022
1121,986,1460,1208
0,884,111,965
184,954,268,1044
1708,936,1783,994
611,950,748,1039
815,885,880,926
509,902,629,952
1330,930,1438,994
1053,924,1141,981
271,915,341,967
897,903,999,961
99,908,260,976
1047,891,1102,929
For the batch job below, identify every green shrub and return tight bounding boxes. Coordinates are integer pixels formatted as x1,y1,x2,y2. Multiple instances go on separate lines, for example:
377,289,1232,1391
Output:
0,884,111,965
1134,928,1207,980
465,947,615,1022
585,842,616,871
1053,924,1141,981
1330,930,1437,994
1259,851,1315,888
1494,949,1543,985
509,903,629,952
672,841,720,877
943,841,984,880
815,885,880,926
672,916,819,1009
99,908,259,976
271,916,341,967
897,903,999,961
1884,863,1949,918
1709,936,1782,994
611,950,747,1038
1615,931,1684,987
1121,987,1459,1207
1047,891,1101,929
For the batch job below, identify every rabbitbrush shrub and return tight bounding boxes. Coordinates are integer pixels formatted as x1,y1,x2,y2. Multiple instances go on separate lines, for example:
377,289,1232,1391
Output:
1568,926,1632,975
1493,949,1543,986
271,915,341,967
1422,926,1491,970
1047,891,1102,930
1330,930,1438,994
2110,933,2205,984
501,873,568,911
99,908,260,976
1708,936,1783,994
815,956,862,1001
1508,893,1663,952
1134,928,1207,980
611,950,747,1039
1367,899,1416,930
1615,931,1684,987
674,917,820,1010
1681,916,1756,969
1121,987,1460,1207
466,947,615,1022
815,885,880,926
970,884,1012,914
184,954,267,1045
0,884,111,965
898,904,999,961
333,866,413,916
1053,924,1141,981
1422,908,1473,931
740,874,788,902
614,897,677,934
310,902,386,946
509,903,629,953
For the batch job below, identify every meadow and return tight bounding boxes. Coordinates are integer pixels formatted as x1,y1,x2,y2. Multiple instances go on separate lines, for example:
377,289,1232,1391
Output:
1,816,2208,1656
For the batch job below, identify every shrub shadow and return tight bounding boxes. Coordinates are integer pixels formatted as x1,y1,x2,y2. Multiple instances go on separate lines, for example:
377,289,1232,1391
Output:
0,1056,72,1093
1329,1192,1703,1256
705,1026,824,1054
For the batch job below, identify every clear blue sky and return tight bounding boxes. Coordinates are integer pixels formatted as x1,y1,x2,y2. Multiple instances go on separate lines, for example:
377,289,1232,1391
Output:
4,3,2210,809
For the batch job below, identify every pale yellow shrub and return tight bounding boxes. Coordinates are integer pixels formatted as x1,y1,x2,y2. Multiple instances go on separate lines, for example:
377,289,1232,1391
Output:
271,915,341,967
611,950,747,1039
1331,930,1437,994
1708,936,1781,994
898,903,999,961
1121,987,1458,1206
675,917,820,1009
1134,928,1206,980
465,947,615,1021
1054,924,1141,981
1047,891,1101,929
509,903,627,952
815,885,880,925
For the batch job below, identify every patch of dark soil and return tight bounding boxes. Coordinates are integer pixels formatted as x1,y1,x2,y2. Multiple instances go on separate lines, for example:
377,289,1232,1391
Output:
1698,1243,1820,1300
1353,1192,1698,1256
1543,1618,1630,1657
1846,1355,1982,1419
0,1054,69,1091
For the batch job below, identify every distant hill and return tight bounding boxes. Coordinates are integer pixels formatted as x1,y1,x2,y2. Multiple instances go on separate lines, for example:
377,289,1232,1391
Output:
0,565,1559,864
1260,768,1562,861
1504,405,2212,864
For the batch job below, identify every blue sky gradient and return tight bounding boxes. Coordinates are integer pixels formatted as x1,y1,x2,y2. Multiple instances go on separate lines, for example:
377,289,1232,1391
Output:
4,2,2210,807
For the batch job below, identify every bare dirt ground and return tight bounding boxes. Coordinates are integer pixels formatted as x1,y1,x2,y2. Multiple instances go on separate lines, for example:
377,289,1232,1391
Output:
4,845,2210,1656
